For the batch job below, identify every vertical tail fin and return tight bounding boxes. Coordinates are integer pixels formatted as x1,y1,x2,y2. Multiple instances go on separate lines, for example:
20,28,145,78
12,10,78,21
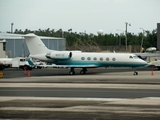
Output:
23,33,49,55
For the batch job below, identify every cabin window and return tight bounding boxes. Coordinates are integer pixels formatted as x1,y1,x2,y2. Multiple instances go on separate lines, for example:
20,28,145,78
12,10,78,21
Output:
106,58,109,61
81,57,85,60
93,57,97,60
87,57,91,60
100,57,103,61
112,58,116,61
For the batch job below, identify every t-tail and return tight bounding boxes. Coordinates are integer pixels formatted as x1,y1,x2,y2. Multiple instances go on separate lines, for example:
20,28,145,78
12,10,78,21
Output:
23,33,50,55
23,33,71,61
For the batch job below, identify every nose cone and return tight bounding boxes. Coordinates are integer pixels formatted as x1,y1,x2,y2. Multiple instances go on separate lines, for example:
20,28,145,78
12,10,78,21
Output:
140,59,148,66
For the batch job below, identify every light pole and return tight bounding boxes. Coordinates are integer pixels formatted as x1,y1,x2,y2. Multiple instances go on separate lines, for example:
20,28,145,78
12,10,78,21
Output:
11,23,14,33
125,22,131,51
140,27,145,52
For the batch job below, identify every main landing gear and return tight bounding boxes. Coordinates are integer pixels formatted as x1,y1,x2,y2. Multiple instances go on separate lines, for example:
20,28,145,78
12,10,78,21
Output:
133,67,138,75
69,67,75,75
69,67,87,75
80,68,87,75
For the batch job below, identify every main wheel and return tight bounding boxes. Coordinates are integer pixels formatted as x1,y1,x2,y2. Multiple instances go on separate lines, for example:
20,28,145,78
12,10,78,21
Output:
23,65,28,70
80,70,86,75
69,71,75,75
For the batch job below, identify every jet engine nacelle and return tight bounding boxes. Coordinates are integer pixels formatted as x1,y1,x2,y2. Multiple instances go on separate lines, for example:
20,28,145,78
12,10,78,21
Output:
45,51,72,60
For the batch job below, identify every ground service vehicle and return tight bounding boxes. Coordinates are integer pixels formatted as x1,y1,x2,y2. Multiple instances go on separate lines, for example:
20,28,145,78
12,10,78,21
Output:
0,57,34,70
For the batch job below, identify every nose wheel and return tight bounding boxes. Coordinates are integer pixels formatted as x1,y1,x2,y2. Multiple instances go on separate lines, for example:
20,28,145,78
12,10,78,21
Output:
133,68,138,75
133,71,138,75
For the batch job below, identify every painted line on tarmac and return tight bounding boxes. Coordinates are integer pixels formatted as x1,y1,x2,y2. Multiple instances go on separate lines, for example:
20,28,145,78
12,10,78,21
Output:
0,97,160,106
0,96,125,102
0,83,160,89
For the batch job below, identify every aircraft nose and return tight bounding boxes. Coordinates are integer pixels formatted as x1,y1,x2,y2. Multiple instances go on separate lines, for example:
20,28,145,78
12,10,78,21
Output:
142,60,148,66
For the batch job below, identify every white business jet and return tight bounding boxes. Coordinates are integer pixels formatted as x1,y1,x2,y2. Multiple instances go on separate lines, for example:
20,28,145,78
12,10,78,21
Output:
23,33,148,75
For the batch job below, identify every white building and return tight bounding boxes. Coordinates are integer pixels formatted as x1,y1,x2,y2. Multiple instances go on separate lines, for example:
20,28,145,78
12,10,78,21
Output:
0,40,6,58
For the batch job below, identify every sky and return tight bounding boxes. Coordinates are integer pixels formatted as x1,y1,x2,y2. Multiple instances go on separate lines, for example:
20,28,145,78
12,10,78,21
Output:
0,0,160,35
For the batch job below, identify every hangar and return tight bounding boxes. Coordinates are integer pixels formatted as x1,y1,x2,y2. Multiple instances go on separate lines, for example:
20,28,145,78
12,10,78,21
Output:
0,33,66,58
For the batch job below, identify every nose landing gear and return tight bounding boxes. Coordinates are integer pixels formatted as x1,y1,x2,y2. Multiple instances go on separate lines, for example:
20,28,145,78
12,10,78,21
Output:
133,68,138,75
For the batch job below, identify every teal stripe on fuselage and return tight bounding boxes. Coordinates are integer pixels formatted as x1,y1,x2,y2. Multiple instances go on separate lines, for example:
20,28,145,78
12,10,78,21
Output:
53,61,146,67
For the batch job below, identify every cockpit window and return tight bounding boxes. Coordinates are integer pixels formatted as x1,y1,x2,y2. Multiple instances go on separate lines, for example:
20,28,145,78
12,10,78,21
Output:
133,56,139,59
129,56,139,59
129,56,133,58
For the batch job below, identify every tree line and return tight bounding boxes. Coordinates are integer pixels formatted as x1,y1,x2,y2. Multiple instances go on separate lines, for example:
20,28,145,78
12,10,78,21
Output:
12,28,157,50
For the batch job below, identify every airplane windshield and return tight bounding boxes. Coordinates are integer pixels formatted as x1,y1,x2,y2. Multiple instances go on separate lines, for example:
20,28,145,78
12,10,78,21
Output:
129,56,133,58
129,56,139,59
133,56,139,59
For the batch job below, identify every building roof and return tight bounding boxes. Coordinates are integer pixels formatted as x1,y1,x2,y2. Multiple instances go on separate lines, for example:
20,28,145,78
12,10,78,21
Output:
0,33,63,40
0,39,6,43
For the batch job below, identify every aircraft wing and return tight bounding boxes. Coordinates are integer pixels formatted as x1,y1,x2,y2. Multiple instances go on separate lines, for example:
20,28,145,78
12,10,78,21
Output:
38,64,98,68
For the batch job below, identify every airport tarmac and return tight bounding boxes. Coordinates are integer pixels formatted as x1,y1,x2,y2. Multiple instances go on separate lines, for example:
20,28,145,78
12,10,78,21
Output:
0,67,160,119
